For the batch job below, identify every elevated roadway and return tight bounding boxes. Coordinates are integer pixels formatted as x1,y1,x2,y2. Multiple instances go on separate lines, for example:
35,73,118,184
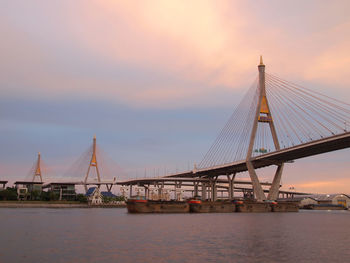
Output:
165,131,350,178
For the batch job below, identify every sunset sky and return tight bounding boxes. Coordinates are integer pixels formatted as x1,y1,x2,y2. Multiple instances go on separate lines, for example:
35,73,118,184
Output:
1,0,350,193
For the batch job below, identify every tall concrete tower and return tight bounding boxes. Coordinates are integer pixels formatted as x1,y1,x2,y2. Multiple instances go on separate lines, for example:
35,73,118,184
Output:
32,152,43,183
246,56,284,201
84,135,101,192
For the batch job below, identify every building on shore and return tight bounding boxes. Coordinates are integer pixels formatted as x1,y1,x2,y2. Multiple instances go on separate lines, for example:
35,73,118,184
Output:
13,181,44,200
331,194,350,208
86,187,103,205
300,197,318,207
299,194,350,209
86,187,122,205
42,182,77,201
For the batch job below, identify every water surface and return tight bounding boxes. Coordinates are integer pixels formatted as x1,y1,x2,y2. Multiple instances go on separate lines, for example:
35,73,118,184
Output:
0,208,349,262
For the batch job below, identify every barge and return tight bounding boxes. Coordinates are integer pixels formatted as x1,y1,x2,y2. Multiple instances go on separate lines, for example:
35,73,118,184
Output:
127,198,299,213
127,199,189,213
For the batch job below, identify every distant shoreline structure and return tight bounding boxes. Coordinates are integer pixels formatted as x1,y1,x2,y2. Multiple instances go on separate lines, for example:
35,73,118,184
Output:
0,201,126,208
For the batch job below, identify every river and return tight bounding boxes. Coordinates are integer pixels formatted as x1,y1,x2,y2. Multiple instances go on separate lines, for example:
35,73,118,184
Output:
0,208,349,262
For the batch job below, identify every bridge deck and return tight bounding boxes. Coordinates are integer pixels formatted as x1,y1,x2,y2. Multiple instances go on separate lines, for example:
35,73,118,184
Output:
117,177,273,186
167,132,350,177
117,177,310,196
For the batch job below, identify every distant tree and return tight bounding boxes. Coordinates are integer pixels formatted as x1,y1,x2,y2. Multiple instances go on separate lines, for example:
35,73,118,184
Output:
0,187,18,201
31,190,41,201
40,191,50,201
102,195,125,203
48,191,59,201
76,194,87,203
102,195,112,203
115,196,125,201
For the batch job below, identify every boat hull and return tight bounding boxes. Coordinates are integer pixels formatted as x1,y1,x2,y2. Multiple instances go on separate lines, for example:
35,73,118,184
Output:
127,200,299,213
190,201,236,213
127,200,189,213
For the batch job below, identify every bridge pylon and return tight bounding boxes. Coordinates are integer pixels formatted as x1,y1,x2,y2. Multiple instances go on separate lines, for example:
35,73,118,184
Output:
84,135,101,192
32,152,43,183
246,56,284,201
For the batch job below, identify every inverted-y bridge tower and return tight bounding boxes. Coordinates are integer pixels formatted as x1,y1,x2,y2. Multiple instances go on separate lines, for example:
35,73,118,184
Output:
246,57,282,201
84,135,101,192
32,152,43,183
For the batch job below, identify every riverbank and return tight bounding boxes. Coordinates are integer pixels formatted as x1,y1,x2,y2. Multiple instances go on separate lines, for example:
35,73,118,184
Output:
0,201,126,208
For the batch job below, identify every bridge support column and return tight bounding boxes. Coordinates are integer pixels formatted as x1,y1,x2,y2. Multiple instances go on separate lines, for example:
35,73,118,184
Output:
211,177,218,201
194,182,199,198
214,185,217,201
201,182,207,200
267,163,284,201
144,186,148,199
227,173,236,200
211,183,217,201
129,185,133,198
106,184,113,192
246,161,266,201
157,186,162,200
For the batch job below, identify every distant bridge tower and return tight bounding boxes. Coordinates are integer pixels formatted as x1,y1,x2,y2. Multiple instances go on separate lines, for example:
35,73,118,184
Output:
246,56,284,201
84,135,101,192
32,152,43,183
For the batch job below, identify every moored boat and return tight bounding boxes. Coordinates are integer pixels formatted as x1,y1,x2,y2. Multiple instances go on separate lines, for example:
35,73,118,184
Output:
189,200,236,213
126,198,189,213
127,197,300,213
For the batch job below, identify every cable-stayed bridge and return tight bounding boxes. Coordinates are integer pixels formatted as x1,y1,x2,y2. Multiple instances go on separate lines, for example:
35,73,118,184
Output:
160,57,350,201
11,57,350,201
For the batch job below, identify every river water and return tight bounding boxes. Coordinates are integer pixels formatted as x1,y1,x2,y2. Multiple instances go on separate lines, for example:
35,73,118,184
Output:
0,208,350,263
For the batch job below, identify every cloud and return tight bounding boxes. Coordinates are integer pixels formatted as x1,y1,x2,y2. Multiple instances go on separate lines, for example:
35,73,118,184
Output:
293,178,350,194
304,21,350,87
1,1,350,109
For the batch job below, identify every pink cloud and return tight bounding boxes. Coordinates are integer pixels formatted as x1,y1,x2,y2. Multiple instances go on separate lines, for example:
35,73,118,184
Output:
2,1,350,108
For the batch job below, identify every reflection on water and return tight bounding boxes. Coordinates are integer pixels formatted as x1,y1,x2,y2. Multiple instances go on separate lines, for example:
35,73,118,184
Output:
0,209,350,263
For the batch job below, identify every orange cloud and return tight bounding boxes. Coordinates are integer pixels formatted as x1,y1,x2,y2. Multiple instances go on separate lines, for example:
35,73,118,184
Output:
292,178,350,194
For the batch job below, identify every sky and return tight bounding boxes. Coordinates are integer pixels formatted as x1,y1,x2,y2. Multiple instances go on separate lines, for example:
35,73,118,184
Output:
1,0,350,194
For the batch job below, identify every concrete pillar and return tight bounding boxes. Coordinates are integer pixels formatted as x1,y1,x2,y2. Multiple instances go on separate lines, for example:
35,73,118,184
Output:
144,186,149,199
210,177,218,201
158,187,162,200
227,174,236,200
129,185,133,197
246,161,266,201
231,173,236,199
201,182,207,200
194,182,199,197
209,181,213,201
227,174,232,200
214,184,217,201
267,164,284,201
